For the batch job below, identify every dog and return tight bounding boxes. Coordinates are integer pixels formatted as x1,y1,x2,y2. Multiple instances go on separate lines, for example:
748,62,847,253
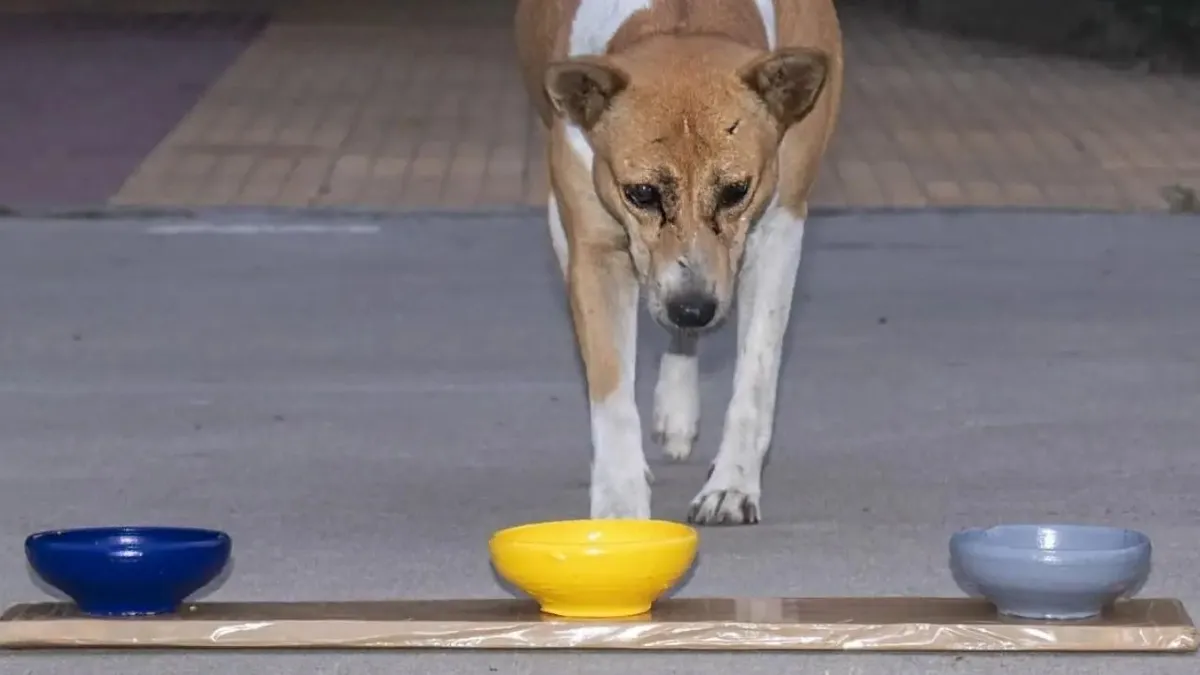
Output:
514,0,844,525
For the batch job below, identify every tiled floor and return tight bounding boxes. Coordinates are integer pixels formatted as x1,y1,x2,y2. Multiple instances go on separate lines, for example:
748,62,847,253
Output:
7,0,1200,211
0,11,267,206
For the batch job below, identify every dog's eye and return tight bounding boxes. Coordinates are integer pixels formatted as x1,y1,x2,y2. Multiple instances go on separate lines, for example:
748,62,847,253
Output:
622,183,661,210
716,180,751,209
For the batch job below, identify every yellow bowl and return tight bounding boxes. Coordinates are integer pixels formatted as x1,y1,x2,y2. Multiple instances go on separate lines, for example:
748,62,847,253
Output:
489,519,698,618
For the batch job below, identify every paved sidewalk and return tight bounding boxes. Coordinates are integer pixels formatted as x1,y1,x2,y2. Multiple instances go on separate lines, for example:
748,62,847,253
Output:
5,0,1200,211
0,10,267,206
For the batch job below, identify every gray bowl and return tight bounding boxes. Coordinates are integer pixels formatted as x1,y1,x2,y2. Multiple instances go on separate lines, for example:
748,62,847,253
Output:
949,524,1152,620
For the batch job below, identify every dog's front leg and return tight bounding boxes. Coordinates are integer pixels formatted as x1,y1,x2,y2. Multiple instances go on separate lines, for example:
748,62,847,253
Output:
653,332,699,461
688,205,806,525
569,246,651,519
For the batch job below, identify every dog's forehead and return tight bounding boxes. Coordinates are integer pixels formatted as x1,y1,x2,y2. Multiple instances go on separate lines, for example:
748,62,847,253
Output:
623,101,723,145
610,84,763,178
604,39,770,174
616,75,746,140
615,39,752,112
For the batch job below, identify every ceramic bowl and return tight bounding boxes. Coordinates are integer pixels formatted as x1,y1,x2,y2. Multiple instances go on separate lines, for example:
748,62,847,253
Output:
26,526,232,617
489,519,698,618
950,524,1151,620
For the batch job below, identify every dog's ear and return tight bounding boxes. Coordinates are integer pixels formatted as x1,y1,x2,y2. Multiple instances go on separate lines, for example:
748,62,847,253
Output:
545,57,630,130
738,47,830,128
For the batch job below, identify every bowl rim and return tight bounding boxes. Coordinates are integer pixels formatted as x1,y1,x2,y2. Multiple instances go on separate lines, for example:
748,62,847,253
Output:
490,519,698,548
25,526,231,551
951,523,1150,557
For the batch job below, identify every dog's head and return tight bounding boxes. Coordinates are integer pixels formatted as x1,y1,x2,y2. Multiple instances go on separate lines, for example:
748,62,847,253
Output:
545,36,830,333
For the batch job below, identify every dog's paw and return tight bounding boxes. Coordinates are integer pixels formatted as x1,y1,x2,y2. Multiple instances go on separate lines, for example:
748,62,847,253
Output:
592,496,652,520
686,481,760,526
652,427,696,462
653,353,699,462
657,348,700,458
590,472,652,520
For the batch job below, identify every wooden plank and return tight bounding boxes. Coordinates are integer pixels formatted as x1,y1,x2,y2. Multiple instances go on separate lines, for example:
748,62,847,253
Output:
0,597,1195,652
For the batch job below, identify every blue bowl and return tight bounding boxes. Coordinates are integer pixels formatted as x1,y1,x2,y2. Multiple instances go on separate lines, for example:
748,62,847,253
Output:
950,524,1151,621
25,526,232,617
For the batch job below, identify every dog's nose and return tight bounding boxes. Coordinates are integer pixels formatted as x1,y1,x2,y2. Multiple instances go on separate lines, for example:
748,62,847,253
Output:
665,292,718,329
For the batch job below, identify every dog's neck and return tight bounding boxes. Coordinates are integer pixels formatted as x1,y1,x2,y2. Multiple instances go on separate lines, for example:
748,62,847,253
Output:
602,0,773,56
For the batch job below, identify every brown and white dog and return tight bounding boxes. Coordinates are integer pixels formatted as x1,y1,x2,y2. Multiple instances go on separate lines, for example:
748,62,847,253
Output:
514,0,843,525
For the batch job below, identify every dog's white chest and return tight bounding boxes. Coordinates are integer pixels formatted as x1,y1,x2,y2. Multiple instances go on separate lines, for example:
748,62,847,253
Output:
568,0,654,56
568,0,778,56
754,0,777,49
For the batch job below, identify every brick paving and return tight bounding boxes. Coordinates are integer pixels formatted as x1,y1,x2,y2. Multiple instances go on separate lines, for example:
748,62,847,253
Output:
5,0,1200,211
0,10,267,206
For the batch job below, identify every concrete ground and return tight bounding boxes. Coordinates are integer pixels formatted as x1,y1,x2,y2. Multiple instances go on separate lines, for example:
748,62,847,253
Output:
0,208,1198,673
